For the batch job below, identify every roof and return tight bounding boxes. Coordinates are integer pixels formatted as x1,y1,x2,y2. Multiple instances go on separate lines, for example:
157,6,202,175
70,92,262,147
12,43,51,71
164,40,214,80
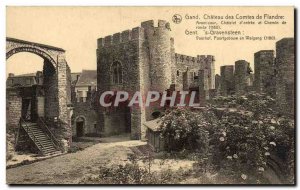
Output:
76,70,97,87
13,73,36,77
71,72,81,83
143,118,162,132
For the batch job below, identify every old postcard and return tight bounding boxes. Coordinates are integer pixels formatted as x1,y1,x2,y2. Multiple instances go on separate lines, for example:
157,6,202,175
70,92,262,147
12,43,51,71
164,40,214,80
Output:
6,6,295,185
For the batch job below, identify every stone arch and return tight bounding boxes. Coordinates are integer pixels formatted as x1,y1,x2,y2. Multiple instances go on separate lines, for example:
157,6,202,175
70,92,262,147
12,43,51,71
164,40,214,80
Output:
6,46,57,69
6,37,72,151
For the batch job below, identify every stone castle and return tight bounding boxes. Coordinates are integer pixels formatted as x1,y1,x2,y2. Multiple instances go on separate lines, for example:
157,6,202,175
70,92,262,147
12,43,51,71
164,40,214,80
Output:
6,20,294,154
96,20,294,140
96,20,215,139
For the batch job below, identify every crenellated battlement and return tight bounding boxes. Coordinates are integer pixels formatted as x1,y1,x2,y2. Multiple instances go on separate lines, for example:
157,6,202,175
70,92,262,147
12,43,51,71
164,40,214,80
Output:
97,27,145,48
175,53,197,63
197,55,215,62
175,53,216,64
97,20,172,48
141,20,170,30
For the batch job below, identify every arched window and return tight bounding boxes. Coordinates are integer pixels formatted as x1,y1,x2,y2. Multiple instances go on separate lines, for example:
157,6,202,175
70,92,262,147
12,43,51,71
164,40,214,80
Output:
111,61,122,84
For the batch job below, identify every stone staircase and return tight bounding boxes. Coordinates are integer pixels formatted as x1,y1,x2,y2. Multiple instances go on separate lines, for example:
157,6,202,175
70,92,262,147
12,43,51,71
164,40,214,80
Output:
20,122,61,155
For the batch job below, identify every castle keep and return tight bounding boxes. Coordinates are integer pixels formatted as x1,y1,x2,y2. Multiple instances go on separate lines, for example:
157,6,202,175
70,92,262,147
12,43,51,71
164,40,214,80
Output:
97,20,215,139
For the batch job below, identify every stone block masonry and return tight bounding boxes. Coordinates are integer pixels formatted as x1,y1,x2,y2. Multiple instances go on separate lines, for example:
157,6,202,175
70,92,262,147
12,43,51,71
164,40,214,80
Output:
220,65,234,96
254,50,275,96
6,91,22,128
275,38,294,115
234,60,251,96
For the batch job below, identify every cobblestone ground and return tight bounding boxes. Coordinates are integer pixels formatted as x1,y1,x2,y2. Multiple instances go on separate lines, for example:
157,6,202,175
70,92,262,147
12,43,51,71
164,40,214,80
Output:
7,135,146,184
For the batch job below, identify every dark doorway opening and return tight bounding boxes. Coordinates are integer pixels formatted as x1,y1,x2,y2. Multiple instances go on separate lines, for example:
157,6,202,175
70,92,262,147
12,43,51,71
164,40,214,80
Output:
21,98,32,121
76,117,85,137
76,121,84,137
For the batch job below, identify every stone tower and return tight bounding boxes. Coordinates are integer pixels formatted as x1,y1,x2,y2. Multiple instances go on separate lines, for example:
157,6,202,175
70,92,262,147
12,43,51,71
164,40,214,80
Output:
275,38,294,115
97,20,174,140
141,20,173,92
220,65,234,96
254,50,275,95
234,60,251,96
197,55,215,89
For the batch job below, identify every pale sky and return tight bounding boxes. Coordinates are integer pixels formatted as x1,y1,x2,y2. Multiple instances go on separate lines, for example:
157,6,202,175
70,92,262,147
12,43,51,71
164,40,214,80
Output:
6,7,294,76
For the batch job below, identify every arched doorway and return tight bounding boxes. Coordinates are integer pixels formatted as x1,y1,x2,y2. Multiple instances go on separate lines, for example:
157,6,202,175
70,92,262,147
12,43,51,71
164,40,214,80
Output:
75,117,85,137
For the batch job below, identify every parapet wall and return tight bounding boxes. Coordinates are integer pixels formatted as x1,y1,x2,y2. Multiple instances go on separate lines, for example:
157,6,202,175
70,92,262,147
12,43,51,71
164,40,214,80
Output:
97,27,145,48
175,54,215,64
97,20,172,48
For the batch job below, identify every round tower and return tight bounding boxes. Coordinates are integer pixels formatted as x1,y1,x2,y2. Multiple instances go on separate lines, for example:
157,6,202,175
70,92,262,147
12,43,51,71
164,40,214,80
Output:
141,20,173,92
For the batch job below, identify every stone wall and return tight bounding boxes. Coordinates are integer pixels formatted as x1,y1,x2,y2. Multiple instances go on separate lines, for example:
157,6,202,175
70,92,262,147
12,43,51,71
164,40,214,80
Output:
97,24,143,139
6,90,22,129
175,54,215,91
72,101,100,136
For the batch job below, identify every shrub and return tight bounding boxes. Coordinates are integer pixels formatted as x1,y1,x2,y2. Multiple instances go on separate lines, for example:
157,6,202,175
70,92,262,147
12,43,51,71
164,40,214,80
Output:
159,108,210,153
210,93,294,183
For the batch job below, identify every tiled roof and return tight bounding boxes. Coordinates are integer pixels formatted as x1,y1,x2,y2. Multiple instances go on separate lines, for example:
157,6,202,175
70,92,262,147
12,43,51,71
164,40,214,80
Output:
76,70,97,87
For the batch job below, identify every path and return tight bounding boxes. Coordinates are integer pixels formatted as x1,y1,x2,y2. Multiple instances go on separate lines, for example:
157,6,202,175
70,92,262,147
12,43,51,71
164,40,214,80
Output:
7,135,146,184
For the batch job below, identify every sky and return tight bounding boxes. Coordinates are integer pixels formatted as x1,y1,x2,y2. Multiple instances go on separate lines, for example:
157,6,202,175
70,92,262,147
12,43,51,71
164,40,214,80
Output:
6,6,294,76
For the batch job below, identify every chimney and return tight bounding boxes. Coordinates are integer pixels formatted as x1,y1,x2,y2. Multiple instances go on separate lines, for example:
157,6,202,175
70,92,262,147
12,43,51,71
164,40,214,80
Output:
8,73,14,77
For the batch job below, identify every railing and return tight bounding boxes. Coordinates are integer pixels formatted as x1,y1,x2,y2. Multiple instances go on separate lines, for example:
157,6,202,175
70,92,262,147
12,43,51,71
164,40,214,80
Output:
19,117,45,155
37,117,64,152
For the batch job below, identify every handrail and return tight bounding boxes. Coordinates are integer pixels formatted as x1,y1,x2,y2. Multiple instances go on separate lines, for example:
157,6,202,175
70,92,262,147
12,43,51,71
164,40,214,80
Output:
37,117,63,152
19,118,45,155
